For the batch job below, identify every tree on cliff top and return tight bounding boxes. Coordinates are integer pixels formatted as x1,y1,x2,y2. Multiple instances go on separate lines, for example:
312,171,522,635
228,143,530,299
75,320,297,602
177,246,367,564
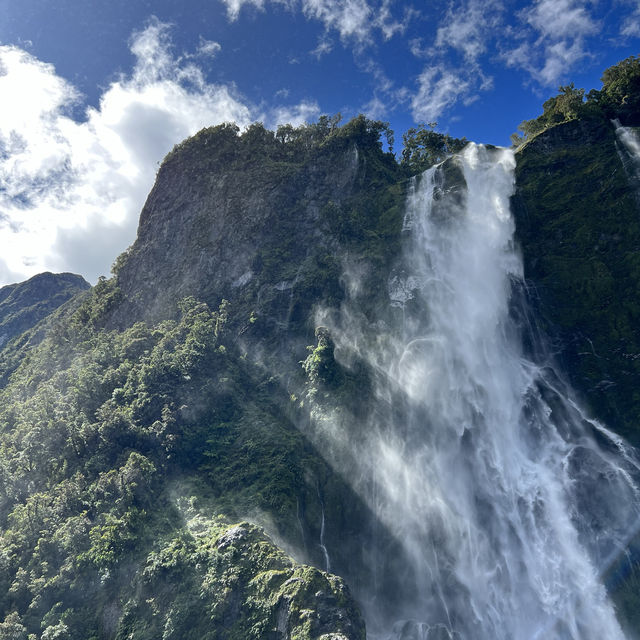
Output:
401,123,467,174
511,83,587,145
511,56,640,145
589,55,640,126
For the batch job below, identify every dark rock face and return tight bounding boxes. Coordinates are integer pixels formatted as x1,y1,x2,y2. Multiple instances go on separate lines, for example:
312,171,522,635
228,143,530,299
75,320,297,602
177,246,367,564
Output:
513,118,640,626
121,133,367,319
0,272,90,348
512,116,640,445
112,124,404,368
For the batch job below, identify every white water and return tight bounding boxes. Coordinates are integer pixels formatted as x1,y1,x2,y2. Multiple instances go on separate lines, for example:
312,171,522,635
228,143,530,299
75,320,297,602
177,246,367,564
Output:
314,143,640,639
614,119,640,158
614,120,640,188
317,484,332,572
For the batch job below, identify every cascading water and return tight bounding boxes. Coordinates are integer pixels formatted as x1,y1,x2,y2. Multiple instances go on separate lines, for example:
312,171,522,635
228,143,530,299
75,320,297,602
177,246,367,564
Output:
312,143,640,639
317,484,332,572
614,119,640,187
614,119,640,159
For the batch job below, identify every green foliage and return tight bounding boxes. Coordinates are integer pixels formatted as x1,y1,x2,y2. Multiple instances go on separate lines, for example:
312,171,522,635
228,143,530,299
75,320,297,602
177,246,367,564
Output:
164,114,394,175
117,519,364,640
110,246,133,277
331,114,394,153
0,612,27,640
589,55,640,125
0,264,369,637
302,327,340,387
513,58,640,144
401,123,467,174
0,294,232,633
513,83,588,144
274,113,343,151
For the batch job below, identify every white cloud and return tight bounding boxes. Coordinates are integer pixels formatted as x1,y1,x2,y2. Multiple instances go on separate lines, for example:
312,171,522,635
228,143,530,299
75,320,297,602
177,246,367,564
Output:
0,18,306,286
411,65,471,122
270,100,321,127
197,37,223,57
621,20,640,37
221,0,267,20
434,0,503,62
311,35,334,58
406,0,608,123
409,37,427,59
374,0,412,40
524,0,596,40
220,0,407,46
362,94,389,119
302,0,372,42
404,0,500,124
505,0,598,86
621,1,640,38
358,60,411,120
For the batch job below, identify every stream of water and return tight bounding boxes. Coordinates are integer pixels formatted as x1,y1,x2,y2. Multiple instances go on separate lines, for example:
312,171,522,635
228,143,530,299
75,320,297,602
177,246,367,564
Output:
321,143,640,639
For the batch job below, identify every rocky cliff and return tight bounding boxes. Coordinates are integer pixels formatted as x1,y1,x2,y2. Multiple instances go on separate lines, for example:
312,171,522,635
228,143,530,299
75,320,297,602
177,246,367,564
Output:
0,119,403,640
513,114,640,446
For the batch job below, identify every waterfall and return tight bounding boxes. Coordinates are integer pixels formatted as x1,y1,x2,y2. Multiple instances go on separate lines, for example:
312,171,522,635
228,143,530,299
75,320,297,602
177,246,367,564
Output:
614,119,640,159
614,119,640,189
313,144,640,639
317,484,331,572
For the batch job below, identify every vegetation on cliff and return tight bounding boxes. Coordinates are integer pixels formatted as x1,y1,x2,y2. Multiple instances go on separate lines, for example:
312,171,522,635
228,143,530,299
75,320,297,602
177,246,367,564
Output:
0,116,403,639
0,283,366,638
512,55,640,145
0,273,89,350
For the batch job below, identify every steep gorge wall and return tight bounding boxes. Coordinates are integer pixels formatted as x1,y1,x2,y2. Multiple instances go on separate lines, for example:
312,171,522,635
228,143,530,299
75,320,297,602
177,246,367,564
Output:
111,114,640,451
512,115,640,445
100,120,411,629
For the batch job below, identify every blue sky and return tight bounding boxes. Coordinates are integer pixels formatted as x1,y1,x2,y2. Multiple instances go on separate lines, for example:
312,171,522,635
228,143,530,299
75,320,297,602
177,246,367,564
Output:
0,0,638,285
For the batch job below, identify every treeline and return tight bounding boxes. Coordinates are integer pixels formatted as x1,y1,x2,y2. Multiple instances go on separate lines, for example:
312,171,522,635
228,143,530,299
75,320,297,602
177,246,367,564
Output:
512,55,640,145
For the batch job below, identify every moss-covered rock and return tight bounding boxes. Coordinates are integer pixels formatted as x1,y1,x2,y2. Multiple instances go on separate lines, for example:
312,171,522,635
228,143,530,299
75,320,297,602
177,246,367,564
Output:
512,115,640,445
118,517,364,640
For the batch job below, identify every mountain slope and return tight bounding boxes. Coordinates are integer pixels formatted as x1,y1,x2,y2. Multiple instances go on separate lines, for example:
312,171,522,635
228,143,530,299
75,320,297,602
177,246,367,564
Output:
0,272,89,349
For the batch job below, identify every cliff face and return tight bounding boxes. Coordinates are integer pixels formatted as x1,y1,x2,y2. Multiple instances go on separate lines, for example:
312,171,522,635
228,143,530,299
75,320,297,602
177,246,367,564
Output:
117,113,640,448
113,122,403,339
106,120,413,626
512,115,640,445
511,115,640,631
